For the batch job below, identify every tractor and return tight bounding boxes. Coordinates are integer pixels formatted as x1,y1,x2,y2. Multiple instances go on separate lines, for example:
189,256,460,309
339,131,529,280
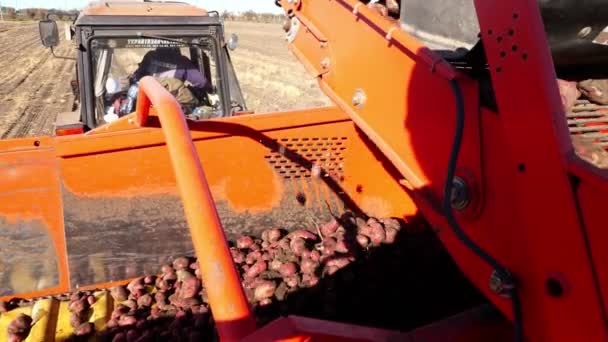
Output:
38,1,247,135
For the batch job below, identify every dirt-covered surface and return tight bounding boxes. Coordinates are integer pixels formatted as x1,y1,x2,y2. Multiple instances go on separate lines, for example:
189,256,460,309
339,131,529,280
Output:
0,21,75,139
225,21,331,113
0,21,331,139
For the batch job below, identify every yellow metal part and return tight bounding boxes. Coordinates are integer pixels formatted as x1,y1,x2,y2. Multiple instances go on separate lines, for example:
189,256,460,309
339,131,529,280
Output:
0,305,34,341
30,299,58,341
0,291,112,342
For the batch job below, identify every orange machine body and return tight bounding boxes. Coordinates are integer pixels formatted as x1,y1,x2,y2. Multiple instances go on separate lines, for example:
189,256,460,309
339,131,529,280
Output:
3,0,608,341
0,105,416,296
276,0,608,341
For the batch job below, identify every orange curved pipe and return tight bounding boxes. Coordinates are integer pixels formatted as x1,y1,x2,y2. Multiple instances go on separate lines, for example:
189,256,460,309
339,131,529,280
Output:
135,76,256,341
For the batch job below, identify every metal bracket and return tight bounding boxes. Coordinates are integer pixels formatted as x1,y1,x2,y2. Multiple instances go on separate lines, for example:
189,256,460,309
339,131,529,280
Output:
286,16,331,77
282,0,302,14
286,17,301,44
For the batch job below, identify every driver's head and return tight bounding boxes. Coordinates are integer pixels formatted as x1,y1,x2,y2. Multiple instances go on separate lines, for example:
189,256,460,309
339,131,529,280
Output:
156,46,182,57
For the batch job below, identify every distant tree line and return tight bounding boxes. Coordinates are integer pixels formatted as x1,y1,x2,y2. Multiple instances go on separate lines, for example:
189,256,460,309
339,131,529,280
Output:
0,7,280,23
221,10,286,24
0,7,78,21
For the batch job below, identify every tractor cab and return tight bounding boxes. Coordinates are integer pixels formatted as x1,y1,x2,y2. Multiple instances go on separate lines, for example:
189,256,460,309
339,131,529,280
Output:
38,1,247,135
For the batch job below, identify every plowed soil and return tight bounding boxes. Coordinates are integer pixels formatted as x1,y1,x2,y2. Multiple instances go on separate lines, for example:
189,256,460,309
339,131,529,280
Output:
0,21,331,139
225,21,331,112
0,21,75,138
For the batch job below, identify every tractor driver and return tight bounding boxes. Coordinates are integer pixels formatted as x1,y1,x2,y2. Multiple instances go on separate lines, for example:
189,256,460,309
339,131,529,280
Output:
131,47,208,95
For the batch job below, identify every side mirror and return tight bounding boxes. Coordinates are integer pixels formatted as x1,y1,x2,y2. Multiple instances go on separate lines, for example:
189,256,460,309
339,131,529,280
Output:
227,34,238,51
39,20,59,48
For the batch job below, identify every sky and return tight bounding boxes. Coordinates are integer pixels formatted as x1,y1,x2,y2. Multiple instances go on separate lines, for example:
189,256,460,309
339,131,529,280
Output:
1,0,283,13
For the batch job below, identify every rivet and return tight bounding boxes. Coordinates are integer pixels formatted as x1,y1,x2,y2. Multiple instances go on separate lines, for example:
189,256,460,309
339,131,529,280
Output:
578,26,592,39
450,177,470,211
489,270,515,298
321,58,330,69
352,89,366,109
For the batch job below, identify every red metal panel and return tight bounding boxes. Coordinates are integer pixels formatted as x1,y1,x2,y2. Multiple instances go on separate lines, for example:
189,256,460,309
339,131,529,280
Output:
276,0,608,340
243,305,511,342
568,156,608,327
472,1,607,341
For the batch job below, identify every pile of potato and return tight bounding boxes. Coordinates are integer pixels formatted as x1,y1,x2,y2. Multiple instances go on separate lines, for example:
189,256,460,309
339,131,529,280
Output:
3,214,407,342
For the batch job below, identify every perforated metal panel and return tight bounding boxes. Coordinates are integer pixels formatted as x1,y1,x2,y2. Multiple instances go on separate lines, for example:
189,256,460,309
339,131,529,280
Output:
264,137,348,179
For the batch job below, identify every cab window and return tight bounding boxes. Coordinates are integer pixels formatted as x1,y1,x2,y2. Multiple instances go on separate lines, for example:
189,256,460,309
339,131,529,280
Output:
90,36,223,124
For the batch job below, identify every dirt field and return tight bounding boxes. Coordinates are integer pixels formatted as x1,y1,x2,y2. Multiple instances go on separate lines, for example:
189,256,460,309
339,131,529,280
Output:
0,21,75,138
0,21,330,139
225,21,331,112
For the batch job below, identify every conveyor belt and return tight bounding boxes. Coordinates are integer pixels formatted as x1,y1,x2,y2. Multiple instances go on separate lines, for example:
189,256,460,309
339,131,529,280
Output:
569,100,608,148
0,291,113,342
569,99,608,168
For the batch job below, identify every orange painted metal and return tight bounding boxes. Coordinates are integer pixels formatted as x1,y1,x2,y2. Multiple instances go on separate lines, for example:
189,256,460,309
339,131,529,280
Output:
58,106,416,220
55,126,84,136
279,0,491,312
282,0,481,198
3,0,608,340
0,104,416,301
274,0,608,341
133,76,255,341
288,28,331,78
81,1,208,17
0,145,69,298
